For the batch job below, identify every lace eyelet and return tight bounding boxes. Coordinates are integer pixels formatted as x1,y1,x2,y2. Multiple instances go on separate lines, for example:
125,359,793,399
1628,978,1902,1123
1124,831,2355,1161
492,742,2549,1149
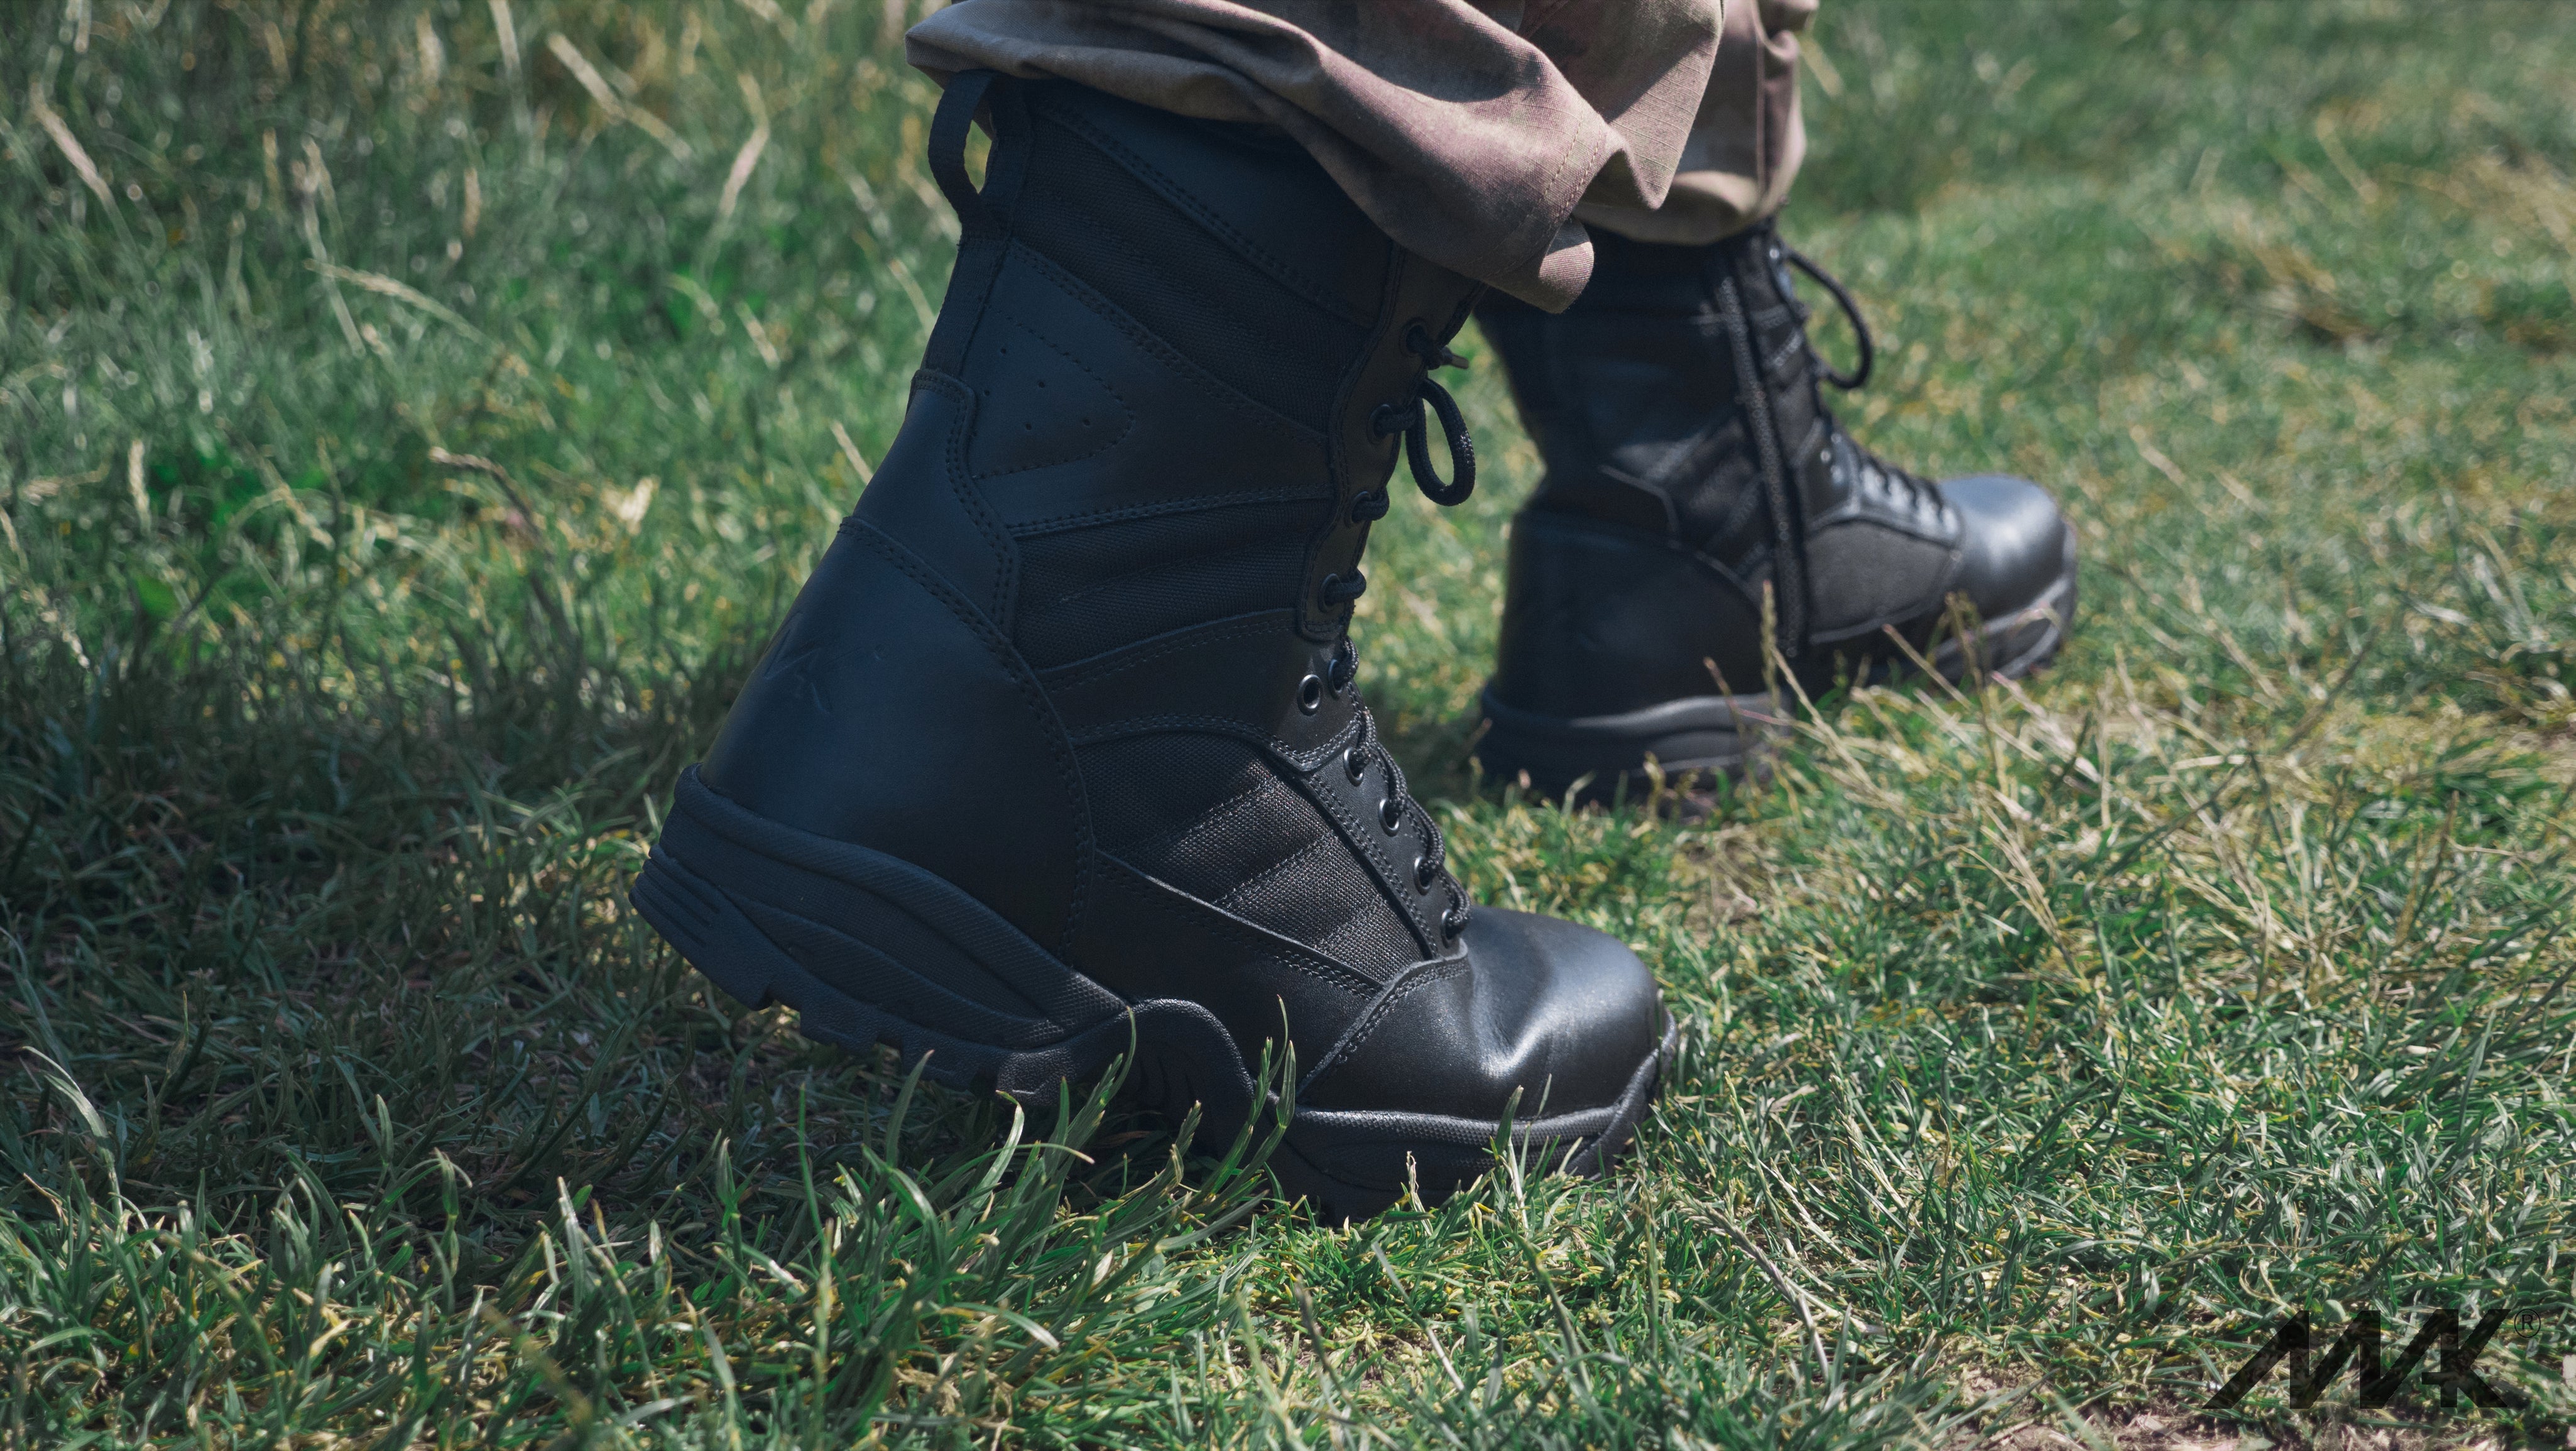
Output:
1297,675,1325,714
1413,853,1438,891
1441,899,1467,941
1378,796,1404,833
1348,490,1389,525
1344,744,1368,784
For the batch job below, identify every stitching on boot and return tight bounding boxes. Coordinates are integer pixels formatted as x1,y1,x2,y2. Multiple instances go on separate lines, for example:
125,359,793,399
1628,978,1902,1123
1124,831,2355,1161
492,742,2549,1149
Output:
1299,954,1474,1095
1007,241,1323,442
1098,853,1378,999
845,517,1092,960
1039,611,1288,693
1214,829,1341,912
969,318,1137,479
1111,770,1277,865
909,370,1020,630
1291,713,1441,952
1033,94,1372,328
1068,713,1346,776
1009,486,1322,538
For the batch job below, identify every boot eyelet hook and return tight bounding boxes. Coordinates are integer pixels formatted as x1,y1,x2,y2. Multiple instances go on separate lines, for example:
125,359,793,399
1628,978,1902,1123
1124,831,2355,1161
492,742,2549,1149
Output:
1297,675,1325,714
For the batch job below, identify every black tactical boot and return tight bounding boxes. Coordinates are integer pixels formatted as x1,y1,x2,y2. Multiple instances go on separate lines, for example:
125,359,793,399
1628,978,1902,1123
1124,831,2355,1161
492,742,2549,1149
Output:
631,74,1673,1222
1472,222,2078,794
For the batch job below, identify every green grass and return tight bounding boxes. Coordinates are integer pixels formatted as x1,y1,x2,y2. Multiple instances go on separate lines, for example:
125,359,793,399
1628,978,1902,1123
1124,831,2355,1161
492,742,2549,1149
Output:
6,1,2576,1445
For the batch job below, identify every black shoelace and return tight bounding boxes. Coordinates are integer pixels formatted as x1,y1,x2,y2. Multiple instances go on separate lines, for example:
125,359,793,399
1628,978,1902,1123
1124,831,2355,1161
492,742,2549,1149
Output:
1785,247,1948,519
1326,326,1476,944
1331,638,1468,943
1319,325,1477,614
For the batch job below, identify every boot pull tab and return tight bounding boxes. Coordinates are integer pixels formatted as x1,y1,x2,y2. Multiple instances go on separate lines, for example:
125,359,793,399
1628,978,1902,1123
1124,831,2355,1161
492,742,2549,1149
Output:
928,70,1003,236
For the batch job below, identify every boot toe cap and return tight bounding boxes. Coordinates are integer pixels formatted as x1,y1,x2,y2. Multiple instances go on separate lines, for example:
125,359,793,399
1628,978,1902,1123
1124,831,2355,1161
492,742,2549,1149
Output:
1941,473,2073,618
1301,907,1667,1125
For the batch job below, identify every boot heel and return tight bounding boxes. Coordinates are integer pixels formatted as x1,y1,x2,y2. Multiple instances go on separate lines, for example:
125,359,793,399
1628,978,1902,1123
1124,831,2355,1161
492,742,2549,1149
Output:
1474,688,1781,800
633,767,1133,1093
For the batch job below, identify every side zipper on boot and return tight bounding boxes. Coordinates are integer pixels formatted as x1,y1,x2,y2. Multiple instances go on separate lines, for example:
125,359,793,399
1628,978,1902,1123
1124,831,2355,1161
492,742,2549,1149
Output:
1715,273,1806,659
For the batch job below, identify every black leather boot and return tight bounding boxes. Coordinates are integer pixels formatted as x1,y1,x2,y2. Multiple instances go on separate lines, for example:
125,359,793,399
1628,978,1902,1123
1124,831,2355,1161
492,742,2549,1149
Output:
1472,222,2078,794
631,75,1673,1222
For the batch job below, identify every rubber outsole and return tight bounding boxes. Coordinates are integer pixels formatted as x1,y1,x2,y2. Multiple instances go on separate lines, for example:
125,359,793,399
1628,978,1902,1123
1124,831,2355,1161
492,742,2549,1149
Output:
633,768,1673,1224
1476,525,2080,799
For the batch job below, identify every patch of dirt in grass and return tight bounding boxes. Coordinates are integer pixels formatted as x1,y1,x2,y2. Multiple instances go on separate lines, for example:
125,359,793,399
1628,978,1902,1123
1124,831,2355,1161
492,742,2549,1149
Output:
1945,1371,2534,1450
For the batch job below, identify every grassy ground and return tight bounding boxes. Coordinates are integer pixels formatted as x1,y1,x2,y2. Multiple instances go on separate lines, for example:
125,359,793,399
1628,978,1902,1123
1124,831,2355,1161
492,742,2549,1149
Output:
6,1,2576,1445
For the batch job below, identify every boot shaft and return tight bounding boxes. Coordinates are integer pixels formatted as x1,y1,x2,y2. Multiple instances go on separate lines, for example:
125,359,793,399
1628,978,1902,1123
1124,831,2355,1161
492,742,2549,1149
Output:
878,77,1480,668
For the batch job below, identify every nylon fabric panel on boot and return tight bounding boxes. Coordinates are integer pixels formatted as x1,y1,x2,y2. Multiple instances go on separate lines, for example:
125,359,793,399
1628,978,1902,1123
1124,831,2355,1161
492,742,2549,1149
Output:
1803,523,1963,644
1079,733,1270,856
1214,827,1413,977
1135,768,1328,900
1019,80,1387,327
1081,732,1420,980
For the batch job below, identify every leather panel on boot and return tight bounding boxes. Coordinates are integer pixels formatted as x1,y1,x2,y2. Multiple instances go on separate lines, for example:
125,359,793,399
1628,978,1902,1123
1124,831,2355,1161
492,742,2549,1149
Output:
1490,513,1771,720
1040,610,1354,767
849,376,1015,628
1942,474,2070,620
963,244,1329,530
1025,81,1385,328
699,518,1087,956
960,315,1132,480
1299,909,1663,1121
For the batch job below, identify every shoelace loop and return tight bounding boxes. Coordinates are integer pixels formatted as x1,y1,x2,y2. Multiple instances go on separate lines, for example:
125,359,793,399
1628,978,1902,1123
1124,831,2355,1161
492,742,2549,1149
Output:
1782,250,1949,520
1368,324,1476,507
1782,248,1876,392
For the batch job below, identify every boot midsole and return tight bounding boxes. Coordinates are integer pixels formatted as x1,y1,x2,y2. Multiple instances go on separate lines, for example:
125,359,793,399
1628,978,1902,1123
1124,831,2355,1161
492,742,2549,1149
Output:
1475,688,1782,791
